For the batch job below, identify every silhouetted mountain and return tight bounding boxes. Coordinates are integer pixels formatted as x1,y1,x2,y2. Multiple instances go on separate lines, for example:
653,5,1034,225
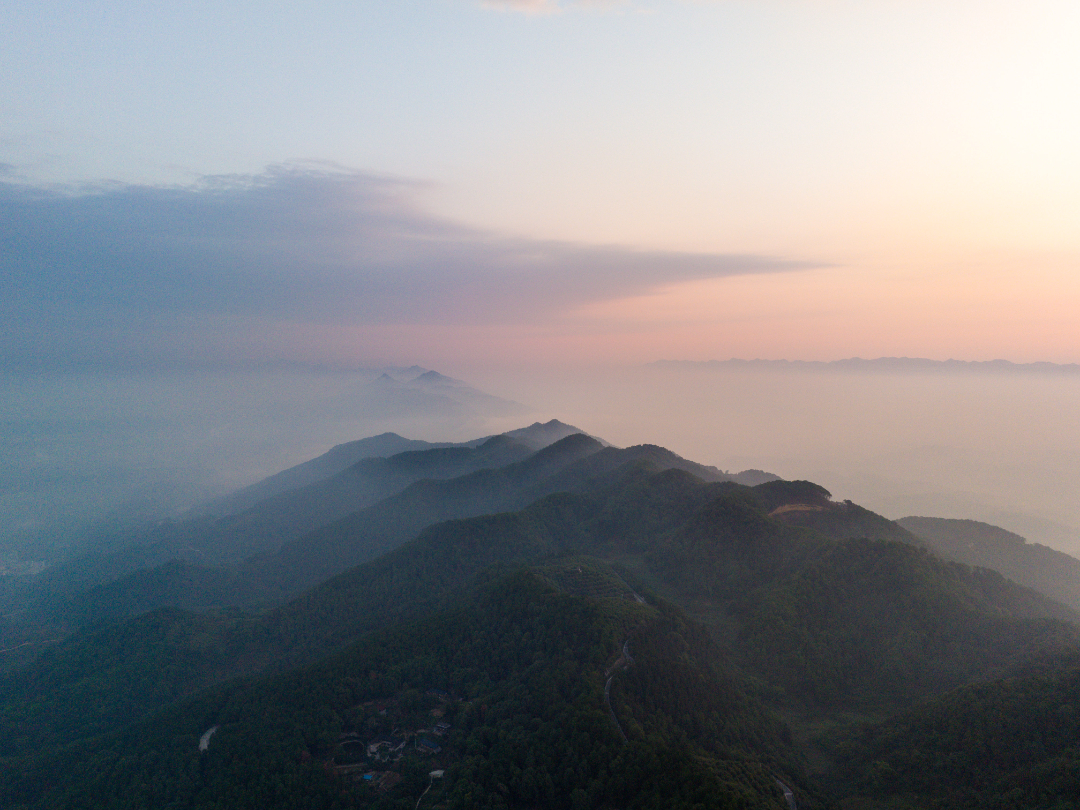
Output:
204,434,537,564
241,437,791,600
37,430,789,625
411,369,461,386
246,432,610,595
196,432,459,518
728,468,780,486
360,367,529,419
5,429,1080,808
496,418,607,449
200,419,591,521
20,423,601,623
899,515,1080,612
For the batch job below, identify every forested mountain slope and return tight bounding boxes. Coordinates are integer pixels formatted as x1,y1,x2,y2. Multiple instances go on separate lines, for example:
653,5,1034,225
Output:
4,429,1080,809
825,648,1080,808
15,427,597,626
38,434,780,626
6,459,1077,795
196,432,462,518
2,565,819,810
899,515,1080,612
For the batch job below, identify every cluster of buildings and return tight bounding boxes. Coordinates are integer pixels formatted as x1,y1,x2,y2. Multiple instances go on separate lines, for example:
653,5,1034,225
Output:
330,687,459,790
363,718,451,761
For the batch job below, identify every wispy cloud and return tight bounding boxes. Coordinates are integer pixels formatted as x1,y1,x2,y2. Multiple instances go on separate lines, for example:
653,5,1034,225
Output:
1,164,816,370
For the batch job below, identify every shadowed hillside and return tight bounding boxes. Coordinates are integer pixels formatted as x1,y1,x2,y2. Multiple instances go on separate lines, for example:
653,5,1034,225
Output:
899,516,1080,612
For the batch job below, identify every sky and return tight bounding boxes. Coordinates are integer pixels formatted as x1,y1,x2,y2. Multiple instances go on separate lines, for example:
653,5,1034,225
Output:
4,0,1079,371
4,0,1080,560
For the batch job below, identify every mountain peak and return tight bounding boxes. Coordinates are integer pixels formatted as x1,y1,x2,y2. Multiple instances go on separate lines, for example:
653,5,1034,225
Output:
501,419,606,450
411,370,464,386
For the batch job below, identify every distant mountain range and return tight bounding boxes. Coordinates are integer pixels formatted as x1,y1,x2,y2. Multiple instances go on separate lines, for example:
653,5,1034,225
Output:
7,421,779,629
652,357,1080,373
3,419,1080,809
351,366,531,419
196,418,592,519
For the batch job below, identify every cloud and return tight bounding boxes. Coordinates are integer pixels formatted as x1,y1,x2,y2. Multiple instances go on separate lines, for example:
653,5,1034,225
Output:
1,164,816,370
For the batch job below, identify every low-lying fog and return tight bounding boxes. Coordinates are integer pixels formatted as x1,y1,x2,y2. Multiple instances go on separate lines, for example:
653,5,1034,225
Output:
3,363,1078,565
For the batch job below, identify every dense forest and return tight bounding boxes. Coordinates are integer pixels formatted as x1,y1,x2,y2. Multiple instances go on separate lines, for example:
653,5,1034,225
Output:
2,422,1079,808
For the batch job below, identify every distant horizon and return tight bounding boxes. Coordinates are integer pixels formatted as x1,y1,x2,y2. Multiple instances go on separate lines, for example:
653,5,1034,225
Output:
652,356,1080,373
6,355,1080,377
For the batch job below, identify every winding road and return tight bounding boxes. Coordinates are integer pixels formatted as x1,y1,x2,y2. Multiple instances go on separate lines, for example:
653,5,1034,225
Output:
604,638,634,743
198,725,219,752
775,778,797,810
0,638,62,654
602,572,646,743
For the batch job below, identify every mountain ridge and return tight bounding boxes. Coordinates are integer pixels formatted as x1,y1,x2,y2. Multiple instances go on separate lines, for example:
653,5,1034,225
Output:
4,425,1079,809
898,515,1080,612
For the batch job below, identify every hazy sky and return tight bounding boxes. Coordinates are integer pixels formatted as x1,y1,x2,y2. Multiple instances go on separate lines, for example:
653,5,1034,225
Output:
5,0,1078,370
